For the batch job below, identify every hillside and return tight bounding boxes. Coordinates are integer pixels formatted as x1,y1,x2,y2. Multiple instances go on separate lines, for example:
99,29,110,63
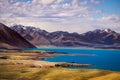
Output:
0,23,36,49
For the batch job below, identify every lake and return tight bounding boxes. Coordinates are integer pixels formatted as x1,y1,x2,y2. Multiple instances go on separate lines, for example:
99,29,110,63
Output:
28,48,120,71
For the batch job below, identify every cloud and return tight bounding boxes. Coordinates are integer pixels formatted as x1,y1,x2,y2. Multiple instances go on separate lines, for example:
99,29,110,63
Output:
0,0,102,17
56,0,64,3
95,15,120,31
32,0,55,5
0,0,120,33
101,15,120,22
41,0,55,4
90,0,102,5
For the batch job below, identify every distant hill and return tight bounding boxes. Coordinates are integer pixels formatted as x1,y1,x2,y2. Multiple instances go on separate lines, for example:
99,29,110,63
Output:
11,24,120,49
0,23,36,49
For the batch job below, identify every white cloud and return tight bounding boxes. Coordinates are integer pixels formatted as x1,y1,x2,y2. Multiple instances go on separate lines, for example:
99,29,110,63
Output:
90,0,101,5
56,0,64,3
0,0,120,33
41,0,55,5
101,15,120,22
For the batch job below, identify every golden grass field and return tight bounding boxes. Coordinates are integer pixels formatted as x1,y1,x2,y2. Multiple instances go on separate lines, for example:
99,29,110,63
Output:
0,64,120,80
0,52,120,80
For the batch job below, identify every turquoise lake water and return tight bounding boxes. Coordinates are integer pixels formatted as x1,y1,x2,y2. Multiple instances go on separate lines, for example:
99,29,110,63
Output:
27,48,120,71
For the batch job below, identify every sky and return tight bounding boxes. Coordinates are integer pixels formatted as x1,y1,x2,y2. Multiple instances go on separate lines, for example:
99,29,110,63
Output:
0,0,120,33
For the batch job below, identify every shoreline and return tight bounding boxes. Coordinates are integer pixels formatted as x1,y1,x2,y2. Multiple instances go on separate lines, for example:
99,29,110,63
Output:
34,46,120,50
25,47,120,52
0,51,94,68
0,51,120,80
0,49,120,72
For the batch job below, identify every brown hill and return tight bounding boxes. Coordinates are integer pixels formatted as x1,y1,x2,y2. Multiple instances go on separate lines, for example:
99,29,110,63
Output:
0,23,36,49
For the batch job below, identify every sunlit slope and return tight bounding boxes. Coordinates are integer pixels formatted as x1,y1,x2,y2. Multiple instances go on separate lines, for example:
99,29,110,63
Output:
0,64,120,80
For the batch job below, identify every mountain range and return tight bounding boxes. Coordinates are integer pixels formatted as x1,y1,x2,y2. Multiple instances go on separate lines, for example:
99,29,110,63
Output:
10,24,120,49
0,23,35,49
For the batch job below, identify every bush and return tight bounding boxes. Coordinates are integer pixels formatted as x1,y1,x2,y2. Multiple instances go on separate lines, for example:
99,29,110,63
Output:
0,55,10,59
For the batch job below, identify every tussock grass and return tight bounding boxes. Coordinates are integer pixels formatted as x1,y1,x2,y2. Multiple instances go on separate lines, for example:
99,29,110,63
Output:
0,64,120,80
0,54,120,80
0,49,45,53
0,55,31,60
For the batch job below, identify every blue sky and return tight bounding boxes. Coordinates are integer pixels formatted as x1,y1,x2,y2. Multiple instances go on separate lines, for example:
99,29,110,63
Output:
20,0,32,2
0,0,120,33
95,0,120,15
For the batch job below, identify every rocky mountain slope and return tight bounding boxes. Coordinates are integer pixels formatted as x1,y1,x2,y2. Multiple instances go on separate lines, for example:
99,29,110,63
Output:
0,23,36,49
11,24,120,49
11,25,51,46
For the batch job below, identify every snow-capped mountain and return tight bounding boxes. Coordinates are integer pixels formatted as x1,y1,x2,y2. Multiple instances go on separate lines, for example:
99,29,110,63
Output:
11,24,120,49
11,25,51,46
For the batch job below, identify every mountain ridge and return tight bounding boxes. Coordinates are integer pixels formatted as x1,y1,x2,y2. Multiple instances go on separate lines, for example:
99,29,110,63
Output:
10,24,120,49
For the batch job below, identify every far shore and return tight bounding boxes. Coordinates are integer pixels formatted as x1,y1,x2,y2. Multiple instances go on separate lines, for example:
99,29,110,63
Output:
35,46,120,50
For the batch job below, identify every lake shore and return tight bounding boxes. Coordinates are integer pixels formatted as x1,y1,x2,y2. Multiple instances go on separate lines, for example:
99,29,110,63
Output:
0,51,120,80
0,51,93,67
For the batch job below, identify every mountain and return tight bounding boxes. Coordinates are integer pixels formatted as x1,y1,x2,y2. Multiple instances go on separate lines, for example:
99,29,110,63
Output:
11,25,93,47
82,29,120,45
11,25,51,47
47,31,93,47
11,25,120,49
0,23,36,49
